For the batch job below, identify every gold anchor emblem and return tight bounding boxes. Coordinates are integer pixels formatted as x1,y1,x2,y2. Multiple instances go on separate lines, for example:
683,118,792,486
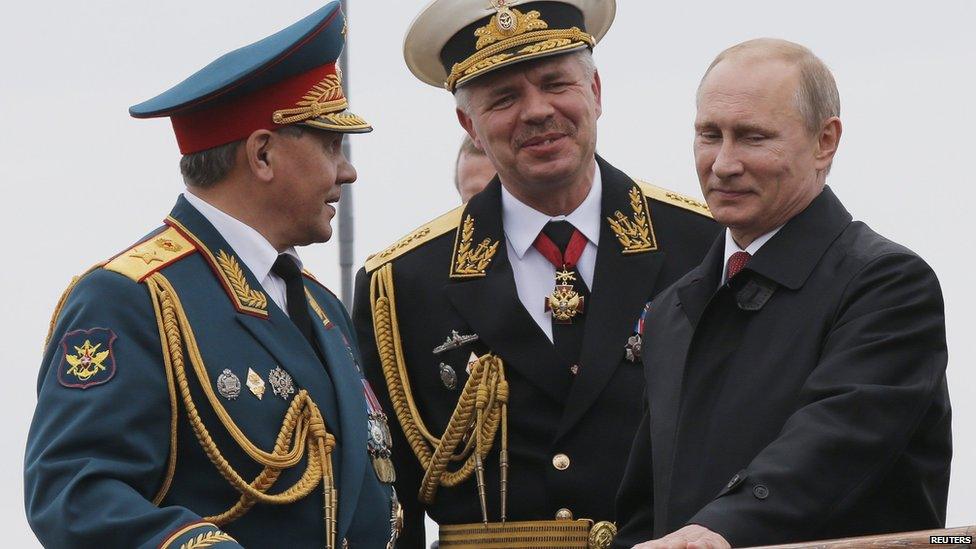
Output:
545,269,585,323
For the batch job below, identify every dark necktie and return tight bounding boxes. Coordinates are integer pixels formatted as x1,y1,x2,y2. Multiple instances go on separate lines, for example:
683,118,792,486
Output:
271,254,317,349
535,220,590,373
725,251,752,283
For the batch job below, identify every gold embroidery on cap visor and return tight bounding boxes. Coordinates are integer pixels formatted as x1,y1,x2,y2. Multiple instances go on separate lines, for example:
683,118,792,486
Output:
272,70,372,133
446,8,595,91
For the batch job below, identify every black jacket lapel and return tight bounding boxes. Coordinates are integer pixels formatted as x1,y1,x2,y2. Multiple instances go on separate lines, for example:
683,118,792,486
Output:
555,158,664,439
676,235,724,327
444,179,570,403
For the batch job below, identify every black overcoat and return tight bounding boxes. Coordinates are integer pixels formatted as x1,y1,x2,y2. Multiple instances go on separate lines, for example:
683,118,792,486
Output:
615,187,951,548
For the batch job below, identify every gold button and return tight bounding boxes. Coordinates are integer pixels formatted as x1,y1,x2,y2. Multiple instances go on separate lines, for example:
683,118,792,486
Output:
552,453,570,470
555,508,574,520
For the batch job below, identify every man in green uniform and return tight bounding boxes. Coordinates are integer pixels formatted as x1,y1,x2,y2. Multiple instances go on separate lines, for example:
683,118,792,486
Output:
25,4,400,547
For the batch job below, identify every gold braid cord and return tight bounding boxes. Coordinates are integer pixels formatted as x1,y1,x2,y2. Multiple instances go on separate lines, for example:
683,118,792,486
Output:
370,264,510,517
145,273,339,548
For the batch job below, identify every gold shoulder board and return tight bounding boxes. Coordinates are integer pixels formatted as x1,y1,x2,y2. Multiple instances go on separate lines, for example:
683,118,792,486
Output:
103,226,197,282
365,206,465,272
635,179,713,219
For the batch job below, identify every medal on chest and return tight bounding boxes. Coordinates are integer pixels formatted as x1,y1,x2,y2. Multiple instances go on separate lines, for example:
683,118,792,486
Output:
534,226,589,325
624,301,651,363
545,268,585,323
362,379,396,483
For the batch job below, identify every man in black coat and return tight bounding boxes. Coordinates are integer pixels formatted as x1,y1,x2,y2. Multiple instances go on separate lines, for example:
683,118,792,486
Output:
351,1,719,546
614,38,951,549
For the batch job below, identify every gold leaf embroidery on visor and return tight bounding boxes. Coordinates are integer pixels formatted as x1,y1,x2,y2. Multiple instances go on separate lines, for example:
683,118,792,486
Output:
273,71,349,125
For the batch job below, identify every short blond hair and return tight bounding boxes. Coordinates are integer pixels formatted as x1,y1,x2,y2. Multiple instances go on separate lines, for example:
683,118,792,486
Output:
699,38,840,134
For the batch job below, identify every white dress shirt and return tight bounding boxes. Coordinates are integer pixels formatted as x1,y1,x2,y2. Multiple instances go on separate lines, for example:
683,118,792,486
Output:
501,165,602,341
183,191,302,316
720,225,783,287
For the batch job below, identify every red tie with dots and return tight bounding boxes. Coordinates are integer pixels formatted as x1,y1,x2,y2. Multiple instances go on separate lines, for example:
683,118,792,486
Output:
725,251,751,282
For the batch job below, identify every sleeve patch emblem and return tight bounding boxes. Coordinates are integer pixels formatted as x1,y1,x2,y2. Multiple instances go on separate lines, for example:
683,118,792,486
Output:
57,328,118,389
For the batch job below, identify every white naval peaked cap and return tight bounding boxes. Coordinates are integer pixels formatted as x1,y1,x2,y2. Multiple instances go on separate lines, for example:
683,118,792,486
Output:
404,0,616,91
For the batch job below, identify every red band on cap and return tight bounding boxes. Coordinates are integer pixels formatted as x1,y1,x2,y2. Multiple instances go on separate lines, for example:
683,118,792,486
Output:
171,63,339,154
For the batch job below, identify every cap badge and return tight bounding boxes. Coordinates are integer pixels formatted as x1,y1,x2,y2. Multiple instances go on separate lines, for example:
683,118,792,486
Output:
447,1,595,91
476,5,548,49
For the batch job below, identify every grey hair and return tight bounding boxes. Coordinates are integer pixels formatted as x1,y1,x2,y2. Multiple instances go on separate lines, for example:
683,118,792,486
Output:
180,125,306,188
697,38,840,135
454,49,597,114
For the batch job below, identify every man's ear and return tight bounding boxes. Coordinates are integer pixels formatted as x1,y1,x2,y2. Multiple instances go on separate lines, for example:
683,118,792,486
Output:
244,130,275,182
591,69,603,118
815,116,842,170
456,108,484,151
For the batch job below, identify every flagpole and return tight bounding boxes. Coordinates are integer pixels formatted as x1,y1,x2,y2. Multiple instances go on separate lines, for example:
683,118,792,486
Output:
338,0,354,309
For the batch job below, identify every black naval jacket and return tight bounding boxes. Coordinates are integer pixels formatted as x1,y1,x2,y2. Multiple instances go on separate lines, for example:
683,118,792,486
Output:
614,187,951,547
353,156,720,547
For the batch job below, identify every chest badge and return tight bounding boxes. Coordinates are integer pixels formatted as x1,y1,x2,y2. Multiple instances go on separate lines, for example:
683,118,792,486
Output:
216,369,242,400
439,363,458,390
624,302,651,363
246,367,266,400
433,330,479,355
269,366,296,400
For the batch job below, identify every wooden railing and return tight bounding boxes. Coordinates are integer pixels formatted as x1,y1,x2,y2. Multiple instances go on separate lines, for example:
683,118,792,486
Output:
747,525,975,548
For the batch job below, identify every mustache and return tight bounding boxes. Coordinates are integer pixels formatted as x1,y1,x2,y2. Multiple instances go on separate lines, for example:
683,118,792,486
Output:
513,119,577,148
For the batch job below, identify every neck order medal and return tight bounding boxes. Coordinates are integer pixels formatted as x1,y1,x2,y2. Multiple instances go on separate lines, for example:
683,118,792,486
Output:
545,268,585,323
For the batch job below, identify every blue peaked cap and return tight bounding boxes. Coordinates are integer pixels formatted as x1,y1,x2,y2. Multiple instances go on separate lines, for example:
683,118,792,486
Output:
130,2,370,154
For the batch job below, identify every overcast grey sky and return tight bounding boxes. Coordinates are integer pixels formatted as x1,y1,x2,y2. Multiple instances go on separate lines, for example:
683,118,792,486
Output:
3,1,973,545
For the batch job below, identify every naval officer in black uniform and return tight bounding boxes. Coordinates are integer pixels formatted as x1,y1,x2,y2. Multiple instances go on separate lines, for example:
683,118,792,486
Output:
352,1,720,547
